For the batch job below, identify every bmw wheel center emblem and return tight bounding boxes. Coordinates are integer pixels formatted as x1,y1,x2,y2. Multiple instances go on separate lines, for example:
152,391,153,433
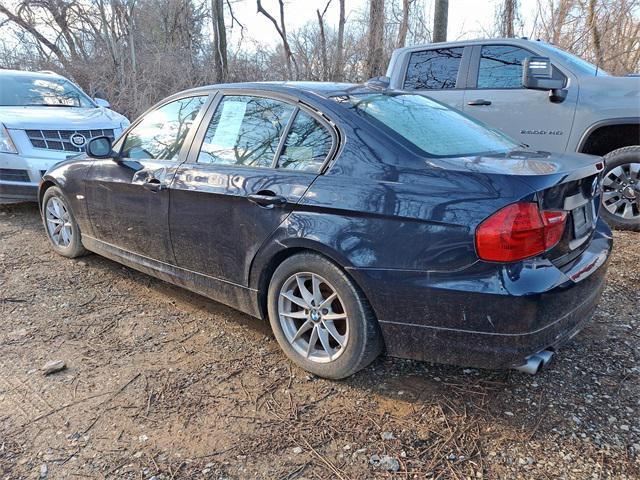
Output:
70,133,87,148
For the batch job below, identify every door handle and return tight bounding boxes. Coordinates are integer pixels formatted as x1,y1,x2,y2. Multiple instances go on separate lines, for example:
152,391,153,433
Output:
247,193,287,207
467,99,492,106
142,179,166,192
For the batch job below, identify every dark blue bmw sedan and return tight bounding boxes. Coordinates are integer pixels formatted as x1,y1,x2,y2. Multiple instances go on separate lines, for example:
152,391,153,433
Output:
39,82,612,379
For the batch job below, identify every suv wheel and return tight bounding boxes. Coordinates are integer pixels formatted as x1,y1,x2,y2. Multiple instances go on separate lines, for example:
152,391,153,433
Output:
42,186,87,258
267,253,383,379
600,146,640,232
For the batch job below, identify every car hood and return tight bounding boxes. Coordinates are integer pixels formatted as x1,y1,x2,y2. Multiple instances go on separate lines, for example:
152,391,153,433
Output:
579,74,640,91
0,106,129,130
577,75,640,116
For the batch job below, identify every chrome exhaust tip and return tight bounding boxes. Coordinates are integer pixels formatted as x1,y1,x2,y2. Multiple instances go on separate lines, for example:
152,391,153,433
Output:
514,355,543,375
514,349,554,375
536,349,554,367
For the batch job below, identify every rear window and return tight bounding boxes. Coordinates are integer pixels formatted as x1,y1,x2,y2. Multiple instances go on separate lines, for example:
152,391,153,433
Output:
403,48,464,90
343,93,518,157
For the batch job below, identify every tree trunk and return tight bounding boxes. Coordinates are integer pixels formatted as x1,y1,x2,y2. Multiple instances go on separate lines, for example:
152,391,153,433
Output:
317,7,329,81
397,0,410,48
366,0,385,78
502,0,516,37
551,0,572,45
212,0,228,82
587,0,604,67
333,0,346,81
433,0,448,43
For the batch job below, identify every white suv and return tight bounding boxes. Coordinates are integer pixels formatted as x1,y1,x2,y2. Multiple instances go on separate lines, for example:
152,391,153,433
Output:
0,69,129,203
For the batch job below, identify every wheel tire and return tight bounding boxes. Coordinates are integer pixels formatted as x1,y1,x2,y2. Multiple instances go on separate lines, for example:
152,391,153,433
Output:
41,186,87,258
600,146,640,232
267,253,383,379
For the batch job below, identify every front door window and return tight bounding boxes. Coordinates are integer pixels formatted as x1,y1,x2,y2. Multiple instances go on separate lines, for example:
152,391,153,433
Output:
121,96,207,160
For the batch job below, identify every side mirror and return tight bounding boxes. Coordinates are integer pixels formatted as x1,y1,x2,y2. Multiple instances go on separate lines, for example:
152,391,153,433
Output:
87,136,115,159
94,98,110,108
522,56,567,103
522,56,565,90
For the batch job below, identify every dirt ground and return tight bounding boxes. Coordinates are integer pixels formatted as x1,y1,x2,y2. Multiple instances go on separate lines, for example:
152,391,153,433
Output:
0,202,638,480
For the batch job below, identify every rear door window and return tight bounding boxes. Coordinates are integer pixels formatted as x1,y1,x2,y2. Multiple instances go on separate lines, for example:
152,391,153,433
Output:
276,111,333,172
477,45,530,89
403,47,464,90
197,95,294,167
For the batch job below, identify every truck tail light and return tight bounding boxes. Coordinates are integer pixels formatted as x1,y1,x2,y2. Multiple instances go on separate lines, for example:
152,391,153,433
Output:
475,202,567,262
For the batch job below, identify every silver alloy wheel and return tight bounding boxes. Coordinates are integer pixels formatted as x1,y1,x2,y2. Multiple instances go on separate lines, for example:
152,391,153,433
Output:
278,272,349,363
45,197,73,247
602,163,640,220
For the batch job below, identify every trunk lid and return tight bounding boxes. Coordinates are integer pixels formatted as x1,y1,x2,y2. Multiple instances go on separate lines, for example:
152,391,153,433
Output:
435,150,605,266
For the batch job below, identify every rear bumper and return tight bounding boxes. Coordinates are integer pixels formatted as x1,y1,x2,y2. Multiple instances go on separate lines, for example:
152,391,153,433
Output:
349,219,613,369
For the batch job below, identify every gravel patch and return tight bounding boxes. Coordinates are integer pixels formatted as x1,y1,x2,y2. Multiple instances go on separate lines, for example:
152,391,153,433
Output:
1,203,638,478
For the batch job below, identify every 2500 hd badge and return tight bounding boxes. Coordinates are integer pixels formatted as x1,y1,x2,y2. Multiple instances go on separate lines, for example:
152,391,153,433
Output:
520,129,564,136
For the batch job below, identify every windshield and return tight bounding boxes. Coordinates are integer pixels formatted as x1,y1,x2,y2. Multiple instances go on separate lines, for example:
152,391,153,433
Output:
539,44,609,76
0,75,95,107
342,93,518,157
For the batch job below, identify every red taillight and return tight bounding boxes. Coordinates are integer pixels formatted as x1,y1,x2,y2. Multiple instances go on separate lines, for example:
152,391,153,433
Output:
475,202,567,262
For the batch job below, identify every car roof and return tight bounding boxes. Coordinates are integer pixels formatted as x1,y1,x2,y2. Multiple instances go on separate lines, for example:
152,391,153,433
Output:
0,68,66,80
180,81,367,100
392,37,551,54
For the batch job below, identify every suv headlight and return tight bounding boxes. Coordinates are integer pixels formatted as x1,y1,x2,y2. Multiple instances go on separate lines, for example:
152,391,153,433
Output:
0,123,18,154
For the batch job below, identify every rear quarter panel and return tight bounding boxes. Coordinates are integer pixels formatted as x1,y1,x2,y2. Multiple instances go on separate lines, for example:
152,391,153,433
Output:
250,114,534,283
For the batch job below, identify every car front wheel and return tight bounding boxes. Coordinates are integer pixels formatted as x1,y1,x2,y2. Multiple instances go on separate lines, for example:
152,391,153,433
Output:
600,146,640,232
42,186,87,258
267,253,383,379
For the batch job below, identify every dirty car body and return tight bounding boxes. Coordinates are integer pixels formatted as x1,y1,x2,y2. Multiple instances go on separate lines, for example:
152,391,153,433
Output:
40,82,612,372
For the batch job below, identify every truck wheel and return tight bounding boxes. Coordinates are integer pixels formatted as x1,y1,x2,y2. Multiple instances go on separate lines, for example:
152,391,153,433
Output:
600,146,640,232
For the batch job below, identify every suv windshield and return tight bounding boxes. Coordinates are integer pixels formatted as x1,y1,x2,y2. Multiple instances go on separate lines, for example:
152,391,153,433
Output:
539,44,609,76
342,93,518,157
0,75,95,107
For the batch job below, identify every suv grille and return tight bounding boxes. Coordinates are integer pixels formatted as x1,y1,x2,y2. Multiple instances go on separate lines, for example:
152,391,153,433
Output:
26,129,115,152
0,168,30,182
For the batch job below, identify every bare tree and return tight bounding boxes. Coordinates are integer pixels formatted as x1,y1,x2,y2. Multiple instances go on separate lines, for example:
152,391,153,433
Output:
256,0,298,79
1,0,637,123
534,0,639,75
212,0,228,82
397,0,410,47
498,0,518,37
536,0,574,45
433,0,448,42
366,0,385,78
587,0,604,66
0,3,75,75
316,1,332,81
333,0,346,81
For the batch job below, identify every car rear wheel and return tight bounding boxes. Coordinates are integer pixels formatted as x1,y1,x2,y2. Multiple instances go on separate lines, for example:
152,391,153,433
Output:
267,253,383,379
600,146,640,232
42,186,87,258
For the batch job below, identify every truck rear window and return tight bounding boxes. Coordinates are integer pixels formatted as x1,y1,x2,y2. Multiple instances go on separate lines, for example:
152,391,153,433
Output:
342,93,518,157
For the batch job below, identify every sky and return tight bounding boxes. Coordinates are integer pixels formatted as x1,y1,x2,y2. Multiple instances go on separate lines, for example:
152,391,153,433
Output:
225,0,540,48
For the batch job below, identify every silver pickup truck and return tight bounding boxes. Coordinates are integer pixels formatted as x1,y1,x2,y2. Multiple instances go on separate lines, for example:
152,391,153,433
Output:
386,38,640,230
